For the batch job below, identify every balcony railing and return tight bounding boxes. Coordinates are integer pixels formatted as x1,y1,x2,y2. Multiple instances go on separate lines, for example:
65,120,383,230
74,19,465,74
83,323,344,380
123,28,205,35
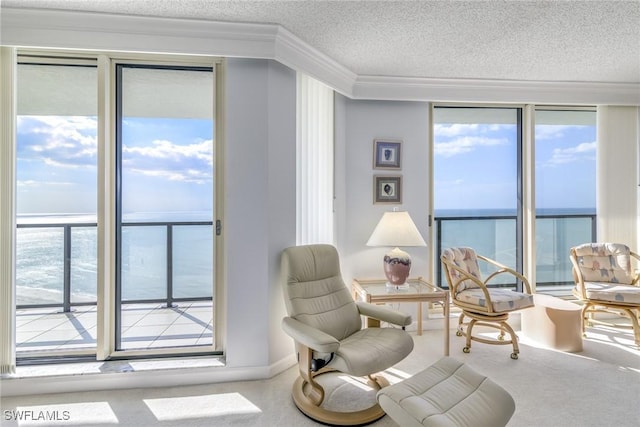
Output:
16,221,214,312
434,213,596,289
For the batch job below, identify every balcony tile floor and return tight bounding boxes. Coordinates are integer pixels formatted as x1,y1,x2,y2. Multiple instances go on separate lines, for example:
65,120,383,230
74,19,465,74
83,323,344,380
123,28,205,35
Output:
16,301,213,353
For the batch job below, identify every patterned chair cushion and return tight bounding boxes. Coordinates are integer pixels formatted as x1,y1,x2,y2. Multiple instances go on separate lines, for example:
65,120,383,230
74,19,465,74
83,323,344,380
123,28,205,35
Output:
455,288,535,313
573,243,634,285
583,282,640,304
441,247,482,293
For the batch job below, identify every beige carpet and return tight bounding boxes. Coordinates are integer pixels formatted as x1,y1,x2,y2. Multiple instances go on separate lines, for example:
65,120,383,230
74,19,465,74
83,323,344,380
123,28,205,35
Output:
2,323,640,426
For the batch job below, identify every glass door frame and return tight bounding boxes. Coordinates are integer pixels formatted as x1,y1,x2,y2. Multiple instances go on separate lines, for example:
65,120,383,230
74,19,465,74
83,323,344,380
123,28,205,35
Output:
430,103,528,292
105,56,225,359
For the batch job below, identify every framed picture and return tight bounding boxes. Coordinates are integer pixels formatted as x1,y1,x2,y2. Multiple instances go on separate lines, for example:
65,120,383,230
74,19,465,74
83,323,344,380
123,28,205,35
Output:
373,139,402,169
374,175,402,204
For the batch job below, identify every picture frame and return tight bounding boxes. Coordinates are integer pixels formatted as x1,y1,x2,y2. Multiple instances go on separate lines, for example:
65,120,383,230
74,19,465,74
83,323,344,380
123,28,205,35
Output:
374,175,402,204
373,139,402,169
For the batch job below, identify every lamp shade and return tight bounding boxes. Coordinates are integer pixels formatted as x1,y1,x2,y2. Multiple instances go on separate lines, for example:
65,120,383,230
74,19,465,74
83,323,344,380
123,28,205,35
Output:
366,211,426,248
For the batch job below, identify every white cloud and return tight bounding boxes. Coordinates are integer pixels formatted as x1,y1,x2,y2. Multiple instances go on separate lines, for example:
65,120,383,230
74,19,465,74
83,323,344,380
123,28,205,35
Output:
546,141,596,166
124,139,212,165
18,116,213,185
17,180,74,187
434,124,480,137
434,136,508,157
535,125,567,141
124,139,213,184
17,116,97,168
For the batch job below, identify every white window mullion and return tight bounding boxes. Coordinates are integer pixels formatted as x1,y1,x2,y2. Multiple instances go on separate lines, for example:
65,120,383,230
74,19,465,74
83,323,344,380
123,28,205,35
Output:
96,54,115,360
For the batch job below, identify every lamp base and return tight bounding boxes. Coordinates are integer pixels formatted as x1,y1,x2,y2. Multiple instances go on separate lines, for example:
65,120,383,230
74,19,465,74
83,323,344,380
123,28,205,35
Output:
385,282,410,291
383,247,412,287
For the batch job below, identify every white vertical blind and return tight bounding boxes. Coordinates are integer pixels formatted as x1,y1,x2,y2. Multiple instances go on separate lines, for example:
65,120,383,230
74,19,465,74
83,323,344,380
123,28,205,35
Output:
597,105,639,246
0,47,17,374
296,73,334,245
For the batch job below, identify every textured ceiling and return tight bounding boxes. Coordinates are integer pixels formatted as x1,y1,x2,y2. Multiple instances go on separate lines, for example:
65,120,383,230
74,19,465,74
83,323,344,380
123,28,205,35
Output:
3,0,640,83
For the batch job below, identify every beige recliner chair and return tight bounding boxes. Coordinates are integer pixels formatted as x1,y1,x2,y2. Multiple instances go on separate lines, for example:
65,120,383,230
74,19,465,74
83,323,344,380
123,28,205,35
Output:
281,244,414,426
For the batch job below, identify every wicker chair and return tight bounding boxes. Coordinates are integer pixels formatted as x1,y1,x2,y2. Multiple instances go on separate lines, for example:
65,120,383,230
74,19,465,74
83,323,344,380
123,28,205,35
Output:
570,242,640,346
441,247,534,359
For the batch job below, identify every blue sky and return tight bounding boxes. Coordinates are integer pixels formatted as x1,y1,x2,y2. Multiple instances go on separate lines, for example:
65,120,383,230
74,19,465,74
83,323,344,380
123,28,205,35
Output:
17,114,595,218
434,122,596,212
17,116,213,219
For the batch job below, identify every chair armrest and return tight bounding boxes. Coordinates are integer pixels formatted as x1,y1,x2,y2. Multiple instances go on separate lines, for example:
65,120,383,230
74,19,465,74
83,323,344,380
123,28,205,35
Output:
356,301,412,327
569,248,589,299
478,255,533,294
281,317,340,353
630,251,640,286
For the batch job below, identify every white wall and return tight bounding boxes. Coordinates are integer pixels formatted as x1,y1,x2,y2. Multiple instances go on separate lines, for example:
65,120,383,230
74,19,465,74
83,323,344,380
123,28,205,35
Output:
265,61,298,369
225,58,296,370
337,99,431,324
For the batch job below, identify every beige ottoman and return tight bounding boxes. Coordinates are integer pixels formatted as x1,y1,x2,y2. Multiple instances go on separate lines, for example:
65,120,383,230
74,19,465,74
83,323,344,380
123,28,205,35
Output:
376,357,515,427
521,293,583,352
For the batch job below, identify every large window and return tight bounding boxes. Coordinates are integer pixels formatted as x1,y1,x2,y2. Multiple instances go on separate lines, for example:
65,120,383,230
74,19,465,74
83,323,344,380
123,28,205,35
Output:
433,106,597,292
13,53,221,362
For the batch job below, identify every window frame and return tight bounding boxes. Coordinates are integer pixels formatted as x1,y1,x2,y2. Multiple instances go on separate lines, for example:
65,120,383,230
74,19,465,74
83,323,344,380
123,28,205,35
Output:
7,49,226,363
430,103,597,296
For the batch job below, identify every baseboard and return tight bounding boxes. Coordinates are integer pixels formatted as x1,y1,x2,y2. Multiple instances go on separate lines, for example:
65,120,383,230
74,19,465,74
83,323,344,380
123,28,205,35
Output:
1,354,298,397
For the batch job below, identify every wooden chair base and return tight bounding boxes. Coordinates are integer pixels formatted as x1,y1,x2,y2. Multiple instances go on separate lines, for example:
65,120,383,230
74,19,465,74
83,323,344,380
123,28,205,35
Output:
291,372,387,426
581,301,640,346
456,311,520,359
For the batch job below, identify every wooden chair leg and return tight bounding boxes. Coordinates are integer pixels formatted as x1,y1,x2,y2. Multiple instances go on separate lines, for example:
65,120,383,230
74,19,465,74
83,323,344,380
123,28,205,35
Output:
297,344,323,406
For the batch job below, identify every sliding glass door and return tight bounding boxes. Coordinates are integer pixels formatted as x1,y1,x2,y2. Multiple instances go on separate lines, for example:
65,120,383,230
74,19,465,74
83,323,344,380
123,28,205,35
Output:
12,51,221,363
115,64,215,351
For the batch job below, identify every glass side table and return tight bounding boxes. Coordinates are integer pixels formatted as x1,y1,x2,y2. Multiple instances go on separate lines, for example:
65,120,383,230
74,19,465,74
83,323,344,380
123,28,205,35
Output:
352,277,449,356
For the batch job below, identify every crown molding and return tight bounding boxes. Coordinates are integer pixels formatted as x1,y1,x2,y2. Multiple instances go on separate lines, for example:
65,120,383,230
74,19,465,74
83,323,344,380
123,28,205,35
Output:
273,26,356,96
0,8,357,97
353,76,640,106
0,8,278,57
1,7,638,105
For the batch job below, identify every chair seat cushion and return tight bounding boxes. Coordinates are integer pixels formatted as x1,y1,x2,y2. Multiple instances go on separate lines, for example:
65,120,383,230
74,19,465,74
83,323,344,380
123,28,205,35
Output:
455,288,534,313
376,357,515,427
328,327,414,377
582,282,640,304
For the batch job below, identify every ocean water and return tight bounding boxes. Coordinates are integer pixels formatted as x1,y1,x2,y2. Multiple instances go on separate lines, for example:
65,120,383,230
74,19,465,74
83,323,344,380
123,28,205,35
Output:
16,213,214,306
16,208,595,305
436,208,595,285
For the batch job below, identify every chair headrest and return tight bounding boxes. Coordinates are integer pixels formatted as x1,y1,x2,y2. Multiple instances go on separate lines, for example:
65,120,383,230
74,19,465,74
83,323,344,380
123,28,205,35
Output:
281,244,341,284
572,242,630,258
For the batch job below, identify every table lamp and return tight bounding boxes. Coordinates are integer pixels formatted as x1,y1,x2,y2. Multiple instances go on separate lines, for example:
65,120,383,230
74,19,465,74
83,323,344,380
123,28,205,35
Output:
366,210,427,289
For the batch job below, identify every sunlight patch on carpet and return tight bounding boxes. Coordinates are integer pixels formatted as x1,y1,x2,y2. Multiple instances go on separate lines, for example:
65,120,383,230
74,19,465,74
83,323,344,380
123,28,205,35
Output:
383,366,412,384
336,375,375,392
143,392,261,421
